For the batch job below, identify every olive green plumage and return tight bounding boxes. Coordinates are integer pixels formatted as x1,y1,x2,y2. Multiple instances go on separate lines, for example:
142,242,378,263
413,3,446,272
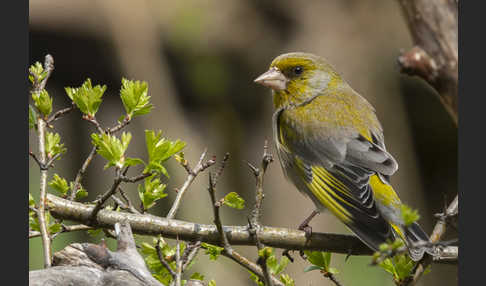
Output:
255,52,431,261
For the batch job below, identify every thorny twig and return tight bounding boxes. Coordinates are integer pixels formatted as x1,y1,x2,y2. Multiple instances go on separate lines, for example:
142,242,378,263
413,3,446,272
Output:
166,149,216,219
69,146,97,201
89,169,123,223
83,115,105,134
32,54,55,268
155,237,176,279
247,141,274,286
119,188,141,214
46,104,75,124
111,194,140,214
205,150,283,286
182,241,201,271
404,195,458,286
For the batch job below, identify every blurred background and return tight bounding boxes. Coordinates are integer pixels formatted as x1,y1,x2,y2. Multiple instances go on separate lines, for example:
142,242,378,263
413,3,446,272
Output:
29,0,457,285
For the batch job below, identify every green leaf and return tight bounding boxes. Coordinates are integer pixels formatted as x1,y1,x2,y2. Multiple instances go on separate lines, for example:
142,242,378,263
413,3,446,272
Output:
279,274,295,286
91,132,131,169
258,247,273,259
401,204,421,226
87,228,103,237
29,62,47,84
223,192,245,210
45,132,67,159
138,175,167,210
201,243,223,261
328,267,339,275
31,89,52,116
304,251,331,269
49,223,62,234
393,254,415,280
125,157,145,167
29,105,37,130
249,271,264,286
120,78,153,118
303,265,323,273
272,255,290,275
29,193,35,207
65,78,106,116
48,174,70,196
144,130,186,174
208,280,216,286
190,272,204,281
29,214,40,231
75,187,88,199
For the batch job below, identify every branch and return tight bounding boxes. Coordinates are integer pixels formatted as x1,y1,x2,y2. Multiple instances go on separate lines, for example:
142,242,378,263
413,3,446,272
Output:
166,149,216,219
47,104,75,124
155,237,176,279
248,141,275,286
404,195,458,285
33,54,56,268
29,224,94,239
69,146,97,201
47,194,373,255
30,221,163,286
89,169,123,222
397,0,458,124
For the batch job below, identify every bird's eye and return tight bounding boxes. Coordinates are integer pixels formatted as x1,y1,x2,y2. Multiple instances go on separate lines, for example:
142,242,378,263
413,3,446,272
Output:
293,66,303,76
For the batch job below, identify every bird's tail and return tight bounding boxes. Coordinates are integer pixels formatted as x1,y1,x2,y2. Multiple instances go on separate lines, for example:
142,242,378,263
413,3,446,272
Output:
401,222,437,261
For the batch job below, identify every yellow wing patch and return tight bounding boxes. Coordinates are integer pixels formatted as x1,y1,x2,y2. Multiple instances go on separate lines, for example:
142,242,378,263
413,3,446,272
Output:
294,158,353,223
369,175,401,209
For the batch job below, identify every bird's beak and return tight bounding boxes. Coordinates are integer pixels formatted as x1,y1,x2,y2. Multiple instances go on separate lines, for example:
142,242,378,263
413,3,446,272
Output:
254,67,288,91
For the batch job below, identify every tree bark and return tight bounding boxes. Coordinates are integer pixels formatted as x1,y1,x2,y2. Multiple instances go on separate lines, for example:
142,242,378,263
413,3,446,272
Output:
397,0,458,124
29,222,163,286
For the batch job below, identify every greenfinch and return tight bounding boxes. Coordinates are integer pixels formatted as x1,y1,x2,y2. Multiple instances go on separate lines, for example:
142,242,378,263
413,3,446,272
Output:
255,52,432,261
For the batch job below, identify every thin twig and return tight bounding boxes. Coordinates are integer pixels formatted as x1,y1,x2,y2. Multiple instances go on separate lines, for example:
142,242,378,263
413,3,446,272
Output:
120,172,153,183
248,141,274,286
208,173,232,250
29,224,94,239
107,116,131,134
69,146,97,201
111,194,140,214
182,241,201,271
33,55,55,268
44,153,62,169
405,195,458,286
175,239,182,286
221,250,285,286
31,54,54,93
89,169,123,223
166,149,216,219
155,237,176,279
29,151,44,169
118,188,141,214
47,104,75,124
83,115,105,134
323,271,343,286
212,152,230,187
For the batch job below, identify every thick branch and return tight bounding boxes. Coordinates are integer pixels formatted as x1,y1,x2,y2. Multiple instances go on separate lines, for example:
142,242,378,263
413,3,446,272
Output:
30,222,162,286
397,0,458,124
47,194,376,255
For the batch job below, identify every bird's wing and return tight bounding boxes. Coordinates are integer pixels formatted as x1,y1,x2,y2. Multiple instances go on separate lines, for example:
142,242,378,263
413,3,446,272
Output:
275,111,395,250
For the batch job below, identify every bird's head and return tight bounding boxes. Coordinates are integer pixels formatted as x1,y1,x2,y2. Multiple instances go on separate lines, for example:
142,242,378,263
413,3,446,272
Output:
254,52,342,108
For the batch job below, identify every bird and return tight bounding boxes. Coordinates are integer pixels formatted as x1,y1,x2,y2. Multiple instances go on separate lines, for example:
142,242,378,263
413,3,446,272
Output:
254,52,432,261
